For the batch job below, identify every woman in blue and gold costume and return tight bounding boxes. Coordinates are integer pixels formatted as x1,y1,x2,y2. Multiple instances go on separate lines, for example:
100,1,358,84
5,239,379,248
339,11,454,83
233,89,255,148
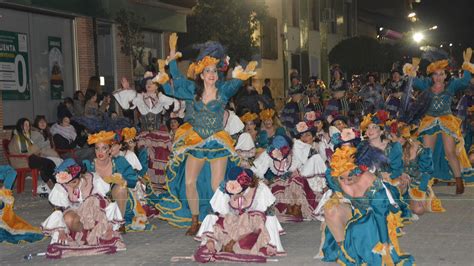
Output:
397,123,445,215
83,131,151,232
404,48,474,194
360,111,413,221
319,146,414,265
152,33,257,235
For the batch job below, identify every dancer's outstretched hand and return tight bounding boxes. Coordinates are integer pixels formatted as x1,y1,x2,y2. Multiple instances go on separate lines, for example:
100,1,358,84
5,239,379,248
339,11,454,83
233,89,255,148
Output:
463,47,472,63
152,59,170,85
462,47,474,73
232,61,258,81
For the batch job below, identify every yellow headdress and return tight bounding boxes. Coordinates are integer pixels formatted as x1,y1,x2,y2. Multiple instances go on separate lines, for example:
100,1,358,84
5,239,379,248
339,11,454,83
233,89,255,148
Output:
259,109,275,120
426,59,449,74
190,56,220,76
330,146,357,177
122,127,137,141
87,131,116,145
240,112,258,123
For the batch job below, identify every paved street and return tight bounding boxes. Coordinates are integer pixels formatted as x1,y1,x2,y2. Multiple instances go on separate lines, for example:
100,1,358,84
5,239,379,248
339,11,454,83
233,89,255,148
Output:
2,184,474,265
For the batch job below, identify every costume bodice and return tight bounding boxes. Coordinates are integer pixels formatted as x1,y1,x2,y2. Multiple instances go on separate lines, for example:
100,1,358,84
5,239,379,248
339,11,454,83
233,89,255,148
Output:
191,98,226,139
427,90,453,116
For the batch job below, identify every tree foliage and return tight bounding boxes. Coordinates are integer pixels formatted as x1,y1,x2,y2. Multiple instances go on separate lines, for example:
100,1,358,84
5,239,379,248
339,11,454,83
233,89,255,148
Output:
329,36,402,76
180,0,268,63
115,9,145,61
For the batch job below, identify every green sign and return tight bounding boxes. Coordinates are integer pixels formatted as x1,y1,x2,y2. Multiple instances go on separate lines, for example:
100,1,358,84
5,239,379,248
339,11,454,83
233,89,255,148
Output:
48,36,64,100
0,30,30,100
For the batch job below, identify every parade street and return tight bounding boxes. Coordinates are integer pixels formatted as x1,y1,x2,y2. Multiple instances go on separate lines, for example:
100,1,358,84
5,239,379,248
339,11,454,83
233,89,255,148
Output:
2,184,473,265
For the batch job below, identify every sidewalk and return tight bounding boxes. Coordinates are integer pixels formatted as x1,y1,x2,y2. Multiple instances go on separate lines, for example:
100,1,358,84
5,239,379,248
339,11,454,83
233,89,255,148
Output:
2,184,473,265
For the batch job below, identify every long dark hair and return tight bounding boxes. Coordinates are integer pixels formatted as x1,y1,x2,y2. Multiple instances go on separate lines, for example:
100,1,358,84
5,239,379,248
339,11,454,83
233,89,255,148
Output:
33,115,52,142
194,75,205,101
84,89,97,105
13,118,32,144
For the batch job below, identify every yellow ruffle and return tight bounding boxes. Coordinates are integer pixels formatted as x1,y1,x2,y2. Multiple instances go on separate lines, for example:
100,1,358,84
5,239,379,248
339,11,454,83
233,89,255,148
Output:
419,115,472,169
387,212,404,255
0,189,42,234
408,187,426,201
174,123,235,154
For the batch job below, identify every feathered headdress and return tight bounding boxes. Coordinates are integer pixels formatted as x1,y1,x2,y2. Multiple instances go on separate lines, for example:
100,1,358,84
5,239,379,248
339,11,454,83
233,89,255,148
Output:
422,47,451,74
259,109,275,120
87,131,116,145
330,146,358,177
122,127,137,141
355,141,388,170
240,112,258,123
359,110,389,132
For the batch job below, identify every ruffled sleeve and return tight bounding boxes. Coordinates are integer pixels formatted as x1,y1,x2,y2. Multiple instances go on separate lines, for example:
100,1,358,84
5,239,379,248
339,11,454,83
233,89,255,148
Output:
162,60,195,100
256,130,269,149
48,184,70,208
447,70,471,93
124,151,142,171
387,142,403,179
224,110,244,135
417,147,434,192
412,76,432,91
275,127,288,137
210,189,230,214
250,151,272,179
41,210,68,241
158,92,176,111
113,156,139,188
325,168,341,192
92,172,111,197
299,154,327,177
252,182,275,212
113,89,137,110
292,139,311,170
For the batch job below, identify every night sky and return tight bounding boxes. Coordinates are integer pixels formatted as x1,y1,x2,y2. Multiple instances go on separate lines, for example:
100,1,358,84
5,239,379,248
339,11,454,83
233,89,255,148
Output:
414,0,474,47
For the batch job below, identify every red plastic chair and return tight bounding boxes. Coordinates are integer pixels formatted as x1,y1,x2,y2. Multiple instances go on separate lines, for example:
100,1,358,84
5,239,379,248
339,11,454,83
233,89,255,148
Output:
2,139,39,196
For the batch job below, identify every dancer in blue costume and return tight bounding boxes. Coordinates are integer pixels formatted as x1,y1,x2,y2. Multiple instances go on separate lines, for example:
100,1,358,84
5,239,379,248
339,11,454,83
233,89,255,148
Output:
0,166,44,244
255,108,287,151
83,131,151,231
319,146,414,266
360,111,413,221
397,124,446,214
403,48,474,194
152,33,257,235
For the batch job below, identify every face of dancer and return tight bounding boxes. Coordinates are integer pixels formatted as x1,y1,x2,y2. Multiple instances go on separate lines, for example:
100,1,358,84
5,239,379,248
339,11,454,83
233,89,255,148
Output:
314,120,323,132
332,120,346,132
366,123,383,141
333,71,341,81
170,119,180,131
338,171,359,186
126,139,136,151
95,142,111,161
146,79,158,94
245,120,256,132
432,70,446,85
110,143,122,157
200,65,218,87
300,131,314,145
263,118,273,129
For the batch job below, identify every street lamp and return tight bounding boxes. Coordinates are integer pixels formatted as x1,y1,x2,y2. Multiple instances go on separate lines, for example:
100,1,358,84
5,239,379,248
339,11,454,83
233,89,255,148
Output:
413,32,424,43
408,12,416,18
449,43,453,47
429,25,438,30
